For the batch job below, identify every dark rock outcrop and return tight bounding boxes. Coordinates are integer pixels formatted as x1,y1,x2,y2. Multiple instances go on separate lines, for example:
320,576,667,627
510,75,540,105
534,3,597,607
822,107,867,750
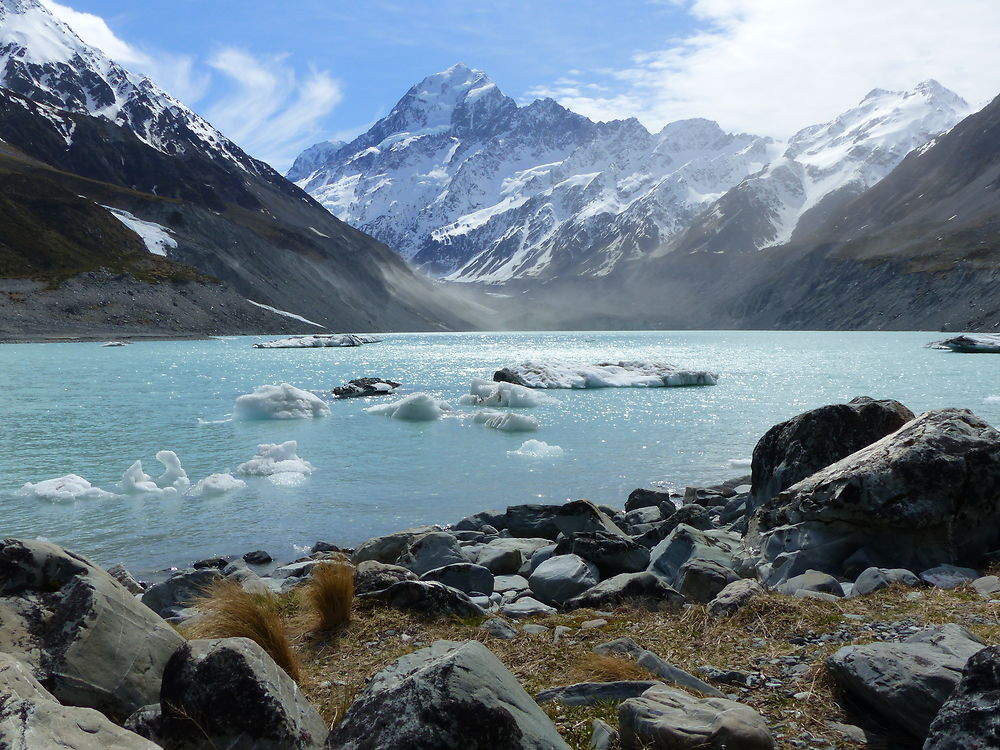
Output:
564,572,685,612
553,531,650,576
925,644,1000,750
504,500,626,540
358,580,486,617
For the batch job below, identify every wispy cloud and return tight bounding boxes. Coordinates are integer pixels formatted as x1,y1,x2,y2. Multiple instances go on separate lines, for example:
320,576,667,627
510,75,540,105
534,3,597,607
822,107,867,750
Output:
528,0,1000,137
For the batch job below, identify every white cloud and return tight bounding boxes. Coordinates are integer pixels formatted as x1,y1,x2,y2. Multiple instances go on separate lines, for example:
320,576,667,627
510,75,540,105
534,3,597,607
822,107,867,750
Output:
204,48,344,171
40,0,144,64
528,0,1000,137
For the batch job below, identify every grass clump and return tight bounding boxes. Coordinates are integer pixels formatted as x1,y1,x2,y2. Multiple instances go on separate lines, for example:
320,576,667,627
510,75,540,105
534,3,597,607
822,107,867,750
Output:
187,579,300,681
303,562,355,631
569,653,653,683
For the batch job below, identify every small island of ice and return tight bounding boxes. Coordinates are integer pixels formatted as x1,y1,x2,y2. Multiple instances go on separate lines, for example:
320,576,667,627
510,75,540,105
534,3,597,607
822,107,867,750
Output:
366,392,454,421
493,361,718,389
19,474,116,503
155,450,190,490
458,378,557,407
253,334,382,349
187,473,247,497
234,383,331,420
120,460,180,497
930,334,1000,353
508,439,564,458
237,441,315,486
472,409,539,432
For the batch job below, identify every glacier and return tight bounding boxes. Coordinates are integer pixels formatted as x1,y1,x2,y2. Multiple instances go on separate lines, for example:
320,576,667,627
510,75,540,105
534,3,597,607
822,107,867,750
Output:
492,361,718,389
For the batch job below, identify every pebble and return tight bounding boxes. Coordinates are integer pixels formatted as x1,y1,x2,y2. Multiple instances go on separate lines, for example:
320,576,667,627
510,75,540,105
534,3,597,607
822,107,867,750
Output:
580,618,608,629
523,624,549,635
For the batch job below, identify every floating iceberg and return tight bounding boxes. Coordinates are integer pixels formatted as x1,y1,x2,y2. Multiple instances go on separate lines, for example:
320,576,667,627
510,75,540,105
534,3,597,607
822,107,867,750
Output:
155,450,190,490
253,334,382,349
234,383,331,420
120,460,179,497
727,458,752,468
333,378,401,398
366,392,454,421
458,378,557,407
19,474,116,502
187,472,247,497
236,441,315,485
492,361,718,388
102,341,128,347
508,440,564,458
930,334,1000,353
472,409,539,432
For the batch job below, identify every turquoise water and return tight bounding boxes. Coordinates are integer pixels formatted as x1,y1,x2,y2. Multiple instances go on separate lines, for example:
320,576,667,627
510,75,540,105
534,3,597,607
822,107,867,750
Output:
1,331,997,577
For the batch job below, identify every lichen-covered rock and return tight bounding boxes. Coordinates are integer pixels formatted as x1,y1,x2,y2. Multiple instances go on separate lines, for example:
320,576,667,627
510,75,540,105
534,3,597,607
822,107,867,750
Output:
618,684,775,749
326,640,571,749
750,409,1000,585
136,637,328,750
924,644,1000,750
353,560,417,594
564,572,685,612
0,538,184,722
750,396,914,508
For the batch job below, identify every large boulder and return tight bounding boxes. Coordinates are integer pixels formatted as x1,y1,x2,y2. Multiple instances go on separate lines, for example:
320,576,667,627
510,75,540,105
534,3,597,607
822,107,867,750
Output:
351,526,438,565
325,640,571,749
353,560,417,594
825,624,984,741
0,538,184,722
707,579,765,617
647,525,741,587
132,637,328,750
140,568,222,618
421,563,495,595
851,567,920,597
358,580,486,618
504,500,626,540
675,559,739,604
618,684,775,749
553,531,650,576
564,572,685,612
477,538,552,575
528,554,600,605
750,396,914,509
749,409,1000,585
925,644,1000,750
396,531,468,575
0,653,158,750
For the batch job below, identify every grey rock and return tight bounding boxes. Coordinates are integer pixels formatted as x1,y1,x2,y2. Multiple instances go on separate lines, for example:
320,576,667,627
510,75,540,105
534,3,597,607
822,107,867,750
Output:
590,718,619,750
243,549,272,565
0,538,184,722
593,637,645,660
920,564,980,589
751,409,1000,585
529,554,600,605
192,556,229,569
455,509,506,532
354,560,418,594
647,524,741,587
478,537,552,574
397,531,468,575
924,643,1000,750
522,544,558,576
707,579,765,617
618,684,775,749
626,488,675,512
972,575,1000,600
622,506,663,532
536,681,662,706
676,558,739,604
825,623,985,740
106,563,145,594
750,396,914,509
776,570,844,597
522,623,549,635
480,617,518,640
226,567,271,595
141,567,222,617
504,500,627,540
636,651,724,698
421,562,494,595
272,559,325,579
493,574,530,592
697,665,752,686
794,589,840,603
564,572,686,613
501,597,557,619
148,637,328,750
325,640,571,749
351,525,438,565
852,566,920,596
554,531,651,576
359,580,485,618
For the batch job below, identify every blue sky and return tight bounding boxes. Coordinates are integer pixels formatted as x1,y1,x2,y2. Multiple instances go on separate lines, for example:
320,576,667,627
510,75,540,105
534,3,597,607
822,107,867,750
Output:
43,0,1000,172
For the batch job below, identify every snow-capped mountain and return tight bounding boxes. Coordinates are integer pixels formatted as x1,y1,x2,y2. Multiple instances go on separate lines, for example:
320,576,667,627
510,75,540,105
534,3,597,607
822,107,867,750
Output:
289,64,776,282
663,81,969,256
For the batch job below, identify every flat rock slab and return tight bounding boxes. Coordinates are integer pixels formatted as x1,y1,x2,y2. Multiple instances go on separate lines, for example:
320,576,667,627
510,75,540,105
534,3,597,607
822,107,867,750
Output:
536,681,662,706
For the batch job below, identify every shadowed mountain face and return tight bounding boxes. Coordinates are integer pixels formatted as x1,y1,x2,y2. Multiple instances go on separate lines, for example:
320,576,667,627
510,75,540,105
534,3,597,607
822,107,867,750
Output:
0,0,480,333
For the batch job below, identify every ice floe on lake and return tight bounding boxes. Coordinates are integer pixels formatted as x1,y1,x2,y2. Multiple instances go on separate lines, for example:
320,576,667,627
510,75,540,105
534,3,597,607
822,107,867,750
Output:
458,378,557,407
120,460,178,496
986,395,1000,403
929,334,1000,353
236,441,315,486
366,392,454,421
471,409,539,432
155,450,190,490
508,439,564,458
492,361,718,388
19,474,116,503
187,473,247,497
253,333,382,348
727,458,752,468
234,383,331,420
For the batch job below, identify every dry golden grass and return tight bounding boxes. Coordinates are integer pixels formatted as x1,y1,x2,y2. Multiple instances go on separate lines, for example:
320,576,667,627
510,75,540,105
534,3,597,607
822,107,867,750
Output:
186,579,301,682
302,562,355,631
568,652,654,683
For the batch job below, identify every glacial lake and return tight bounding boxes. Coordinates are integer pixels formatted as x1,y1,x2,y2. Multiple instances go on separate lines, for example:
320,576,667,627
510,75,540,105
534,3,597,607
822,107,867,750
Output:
1,330,997,578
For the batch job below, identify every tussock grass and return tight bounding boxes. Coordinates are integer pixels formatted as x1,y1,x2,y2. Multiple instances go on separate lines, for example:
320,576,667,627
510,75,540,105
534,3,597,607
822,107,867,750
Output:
187,580,300,682
569,653,654,683
302,562,355,631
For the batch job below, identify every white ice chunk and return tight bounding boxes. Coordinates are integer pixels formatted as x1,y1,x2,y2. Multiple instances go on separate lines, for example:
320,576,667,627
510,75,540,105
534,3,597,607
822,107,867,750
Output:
494,361,718,389
253,334,381,348
458,378,558,407
932,334,1000,353
236,441,315,478
366,392,454,421
19,474,116,502
727,458,752,468
187,473,247,497
479,410,539,432
155,450,190,489
121,460,178,496
234,383,331,420
985,396,1000,403
508,439,564,458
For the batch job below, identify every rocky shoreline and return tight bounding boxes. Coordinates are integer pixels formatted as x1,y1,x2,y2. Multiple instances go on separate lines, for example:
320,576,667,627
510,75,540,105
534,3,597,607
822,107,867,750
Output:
3,395,1000,749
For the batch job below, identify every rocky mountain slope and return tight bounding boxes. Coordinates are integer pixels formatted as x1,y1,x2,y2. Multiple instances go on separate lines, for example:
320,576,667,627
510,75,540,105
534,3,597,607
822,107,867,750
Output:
0,0,479,334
